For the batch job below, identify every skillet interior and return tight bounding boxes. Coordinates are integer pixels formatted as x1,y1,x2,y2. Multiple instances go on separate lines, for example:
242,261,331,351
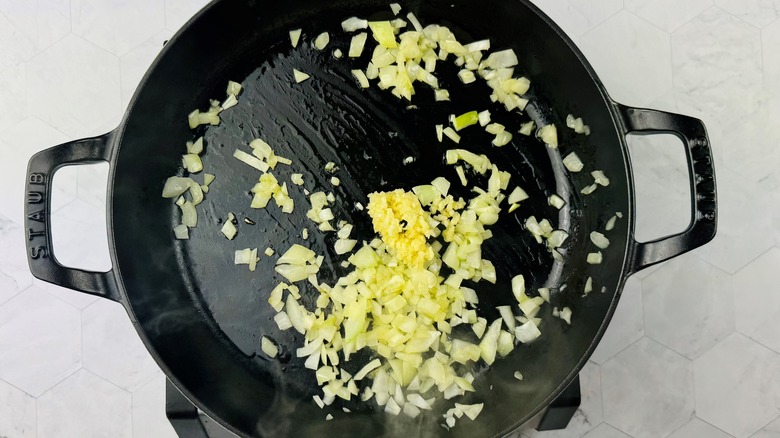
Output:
110,0,632,436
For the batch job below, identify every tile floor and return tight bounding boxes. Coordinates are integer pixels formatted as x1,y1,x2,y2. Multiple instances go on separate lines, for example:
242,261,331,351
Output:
0,0,778,437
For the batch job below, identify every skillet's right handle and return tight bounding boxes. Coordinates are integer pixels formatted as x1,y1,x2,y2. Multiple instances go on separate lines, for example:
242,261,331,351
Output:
615,104,717,275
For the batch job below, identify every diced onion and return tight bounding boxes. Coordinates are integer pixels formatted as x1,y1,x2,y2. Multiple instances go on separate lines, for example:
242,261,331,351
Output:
587,251,603,264
590,231,610,249
333,48,343,59
342,17,369,32
351,69,370,88
261,337,279,357
443,127,461,143
406,12,423,32
162,177,194,198
390,3,402,14
173,224,189,240
507,186,528,204
485,123,505,135
290,29,302,47
605,215,617,231
349,33,368,57
455,165,467,186
436,124,444,142
492,131,512,147
293,69,311,83
234,149,270,172
515,320,541,343
559,307,572,325
592,170,610,186
187,137,204,155
180,201,197,227
335,239,358,255
435,89,450,101
581,184,598,195
457,70,476,84
453,111,479,131
514,371,524,380
274,312,293,330
584,277,593,295
563,152,584,172
548,194,565,209
485,49,518,69
538,124,558,148
182,154,203,173
519,121,535,136
314,32,330,50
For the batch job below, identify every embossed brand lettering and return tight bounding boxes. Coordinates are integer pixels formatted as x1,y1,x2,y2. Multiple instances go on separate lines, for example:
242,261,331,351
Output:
29,173,46,185
27,191,43,204
27,228,45,241
27,210,45,223
30,246,48,259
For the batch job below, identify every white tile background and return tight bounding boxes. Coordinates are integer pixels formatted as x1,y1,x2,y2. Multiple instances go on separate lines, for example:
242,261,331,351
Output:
0,0,777,437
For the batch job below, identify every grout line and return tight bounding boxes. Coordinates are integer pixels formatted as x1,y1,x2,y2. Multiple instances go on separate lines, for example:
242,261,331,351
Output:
698,416,737,438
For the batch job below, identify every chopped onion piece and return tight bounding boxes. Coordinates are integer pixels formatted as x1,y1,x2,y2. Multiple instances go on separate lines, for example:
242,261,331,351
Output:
369,21,398,48
335,239,358,255
349,33,368,57
497,306,516,332
326,414,333,421
458,69,476,84
605,215,617,231
189,183,204,206
342,17,369,32
559,307,572,325
581,184,598,195
519,121,535,136
492,131,512,147
234,248,254,264
507,186,529,204
390,3,402,14
485,49,518,68
584,277,593,295
274,311,293,330
293,69,311,83
563,152,584,172
547,230,569,248
508,203,520,213
234,149,270,172
538,124,558,148
590,231,610,249
548,194,565,209
173,224,189,240
182,154,203,173
203,173,215,187
592,170,610,186
485,123,505,135
587,251,603,264
291,174,304,186
434,89,450,101
290,29,302,47
514,371,524,380
180,201,197,227
222,94,238,110
455,165,467,186
436,124,444,142
351,69,369,88
442,127,461,143
261,337,278,357
187,137,204,155
515,320,541,343
314,32,330,50
406,12,423,32
354,358,382,380
616,211,624,218
162,177,194,198
538,287,550,302
333,48,343,58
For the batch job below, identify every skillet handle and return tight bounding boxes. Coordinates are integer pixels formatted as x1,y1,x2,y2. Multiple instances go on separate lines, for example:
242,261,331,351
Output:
24,131,121,302
615,104,717,275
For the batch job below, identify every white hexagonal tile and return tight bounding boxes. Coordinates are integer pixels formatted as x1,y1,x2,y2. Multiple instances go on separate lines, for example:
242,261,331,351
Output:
50,199,112,273
733,247,780,353
0,287,81,396
0,63,27,131
0,13,35,71
0,214,33,294
83,299,160,392
590,277,644,364
0,271,23,307
764,22,780,95
0,0,71,53
601,337,694,438
625,0,712,32
0,117,74,226
120,30,173,108
582,423,631,438
164,0,211,33
132,373,178,438
71,0,165,56
37,369,132,438
524,362,603,438
752,415,780,438
580,11,673,106
642,254,734,359
715,0,780,28
26,35,121,138
668,417,733,438
693,170,773,275
672,7,763,119
694,333,780,438
0,378,36,438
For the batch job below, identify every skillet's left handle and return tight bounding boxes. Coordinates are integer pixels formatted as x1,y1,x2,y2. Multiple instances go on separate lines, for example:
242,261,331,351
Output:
24,131,121,302
615,104,717,275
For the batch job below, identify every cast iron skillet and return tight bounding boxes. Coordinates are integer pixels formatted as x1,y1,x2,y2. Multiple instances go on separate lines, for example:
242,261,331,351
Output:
24,0,717,436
